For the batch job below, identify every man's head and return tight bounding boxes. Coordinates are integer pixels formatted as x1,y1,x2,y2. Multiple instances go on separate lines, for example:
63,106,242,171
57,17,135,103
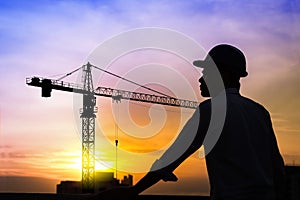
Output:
193,44,247,97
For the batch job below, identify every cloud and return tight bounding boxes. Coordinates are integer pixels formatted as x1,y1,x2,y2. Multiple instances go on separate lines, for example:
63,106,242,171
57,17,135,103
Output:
0,151,30,159
0,144,81,173
0,176,59,193
0,145,12,149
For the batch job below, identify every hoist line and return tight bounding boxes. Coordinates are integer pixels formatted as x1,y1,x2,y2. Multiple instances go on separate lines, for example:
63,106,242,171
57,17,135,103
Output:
114,102,120,180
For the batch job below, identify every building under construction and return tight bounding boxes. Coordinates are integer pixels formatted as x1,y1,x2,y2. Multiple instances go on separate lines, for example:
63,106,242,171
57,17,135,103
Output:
57,172,133,194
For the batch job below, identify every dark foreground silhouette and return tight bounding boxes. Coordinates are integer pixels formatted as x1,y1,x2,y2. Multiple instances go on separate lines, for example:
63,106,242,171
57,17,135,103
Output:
89,44,286,200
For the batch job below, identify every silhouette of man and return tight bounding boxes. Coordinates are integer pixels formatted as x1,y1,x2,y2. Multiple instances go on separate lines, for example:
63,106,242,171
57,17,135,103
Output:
90,44,286,200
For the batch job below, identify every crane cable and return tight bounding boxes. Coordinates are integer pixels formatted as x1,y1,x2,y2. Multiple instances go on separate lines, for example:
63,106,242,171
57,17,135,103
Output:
92,65,174,98
56,66,83,81
114,100,120,180
53,63,176,99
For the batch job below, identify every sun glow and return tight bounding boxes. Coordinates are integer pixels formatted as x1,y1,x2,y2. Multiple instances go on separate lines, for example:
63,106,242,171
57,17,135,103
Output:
67,156,82,171
65,155,113,172
95,160,113,171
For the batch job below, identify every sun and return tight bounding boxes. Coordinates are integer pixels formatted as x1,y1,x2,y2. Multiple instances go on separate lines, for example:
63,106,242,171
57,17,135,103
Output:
67,156,82,171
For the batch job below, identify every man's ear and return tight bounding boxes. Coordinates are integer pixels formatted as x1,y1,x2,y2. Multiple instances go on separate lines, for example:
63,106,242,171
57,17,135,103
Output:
221,72,240,88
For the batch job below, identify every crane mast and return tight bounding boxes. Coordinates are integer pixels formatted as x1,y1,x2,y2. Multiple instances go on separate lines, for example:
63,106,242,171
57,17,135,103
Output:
26,62,198,194
80,63,96,193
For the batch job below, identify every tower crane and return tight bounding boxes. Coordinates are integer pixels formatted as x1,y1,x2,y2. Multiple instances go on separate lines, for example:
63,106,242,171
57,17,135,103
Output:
26,62,198,193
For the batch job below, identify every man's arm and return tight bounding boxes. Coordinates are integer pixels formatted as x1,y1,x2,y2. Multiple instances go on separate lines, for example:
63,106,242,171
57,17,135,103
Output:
133,105,210,194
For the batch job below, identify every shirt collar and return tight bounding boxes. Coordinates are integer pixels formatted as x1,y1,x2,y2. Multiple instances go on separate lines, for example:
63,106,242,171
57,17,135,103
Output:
210,88,240,99
225,88,240,94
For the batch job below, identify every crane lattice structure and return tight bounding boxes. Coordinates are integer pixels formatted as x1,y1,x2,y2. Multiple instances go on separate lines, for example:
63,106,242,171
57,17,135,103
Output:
26,62,198,193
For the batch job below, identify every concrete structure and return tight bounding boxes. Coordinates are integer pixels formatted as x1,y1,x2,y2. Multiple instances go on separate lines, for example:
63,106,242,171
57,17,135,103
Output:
57,172,133,194
57,181,82,194
121,174,133,186
95,172,116,192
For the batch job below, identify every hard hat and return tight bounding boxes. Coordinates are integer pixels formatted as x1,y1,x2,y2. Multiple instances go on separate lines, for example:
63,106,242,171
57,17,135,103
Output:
193,44,248,77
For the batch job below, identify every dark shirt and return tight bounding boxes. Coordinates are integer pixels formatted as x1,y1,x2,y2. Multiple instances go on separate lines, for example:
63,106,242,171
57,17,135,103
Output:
152,88,285,200
204,88,285,199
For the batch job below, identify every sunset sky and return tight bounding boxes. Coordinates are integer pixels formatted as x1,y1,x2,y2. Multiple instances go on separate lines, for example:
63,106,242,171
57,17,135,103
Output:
0,0,300,196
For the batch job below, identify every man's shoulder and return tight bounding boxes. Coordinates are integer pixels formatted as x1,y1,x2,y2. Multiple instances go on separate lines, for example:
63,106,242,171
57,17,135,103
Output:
198,95,270,115
197,99,213,116
199,98,212,108
239,95,269,114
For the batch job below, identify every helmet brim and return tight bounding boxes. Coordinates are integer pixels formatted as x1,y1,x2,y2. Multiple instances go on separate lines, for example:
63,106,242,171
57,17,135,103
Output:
193,60,207,68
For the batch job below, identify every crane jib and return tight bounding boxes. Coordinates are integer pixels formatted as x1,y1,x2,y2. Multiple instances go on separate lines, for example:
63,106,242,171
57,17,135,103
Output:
26,77,199,109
